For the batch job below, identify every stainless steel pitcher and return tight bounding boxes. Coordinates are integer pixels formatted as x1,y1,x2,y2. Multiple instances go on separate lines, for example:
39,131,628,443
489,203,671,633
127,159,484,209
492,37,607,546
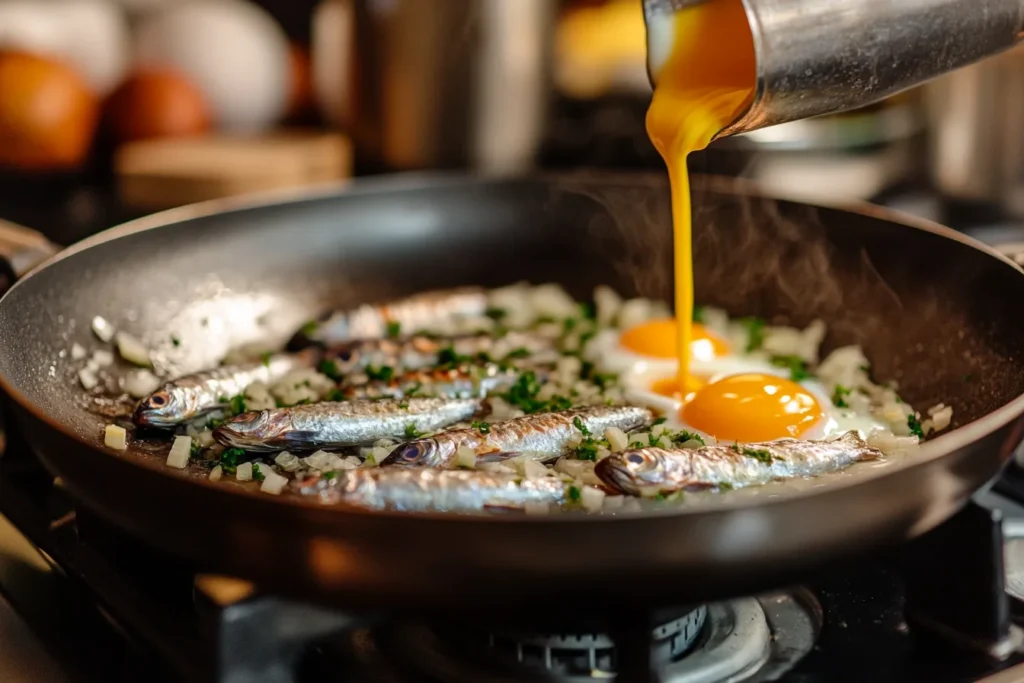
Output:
644,0,1024,140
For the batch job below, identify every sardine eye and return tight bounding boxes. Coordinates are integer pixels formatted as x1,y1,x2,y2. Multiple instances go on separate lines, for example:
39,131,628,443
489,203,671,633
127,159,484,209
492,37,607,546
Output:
402,444,424,461
627,453,646,465
148,392,169,407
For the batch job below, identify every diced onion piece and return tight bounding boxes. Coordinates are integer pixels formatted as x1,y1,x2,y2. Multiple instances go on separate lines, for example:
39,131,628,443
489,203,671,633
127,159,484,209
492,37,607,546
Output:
302,451,333,471
92,349,114,366
196,429,215,447
603,495,625,510
581,486,605,512
524,502,550,515
370,446,391,465
931,406,953,432
274,451,302,472
92,315,115,342
79,368,99,391
596,446,612,461
522,459,549,480
166,435,192,469
455,445,476,469
236,462,253,481
209,465,223,482
260,469,289,495
115,331,152,367
605,427,628,452
104,424,127,450
124,369,161,398
71,343,87,360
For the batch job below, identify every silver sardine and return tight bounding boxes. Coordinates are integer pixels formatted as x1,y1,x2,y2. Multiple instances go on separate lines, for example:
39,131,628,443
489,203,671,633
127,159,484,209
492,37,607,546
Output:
382,405,653,468
324,330,556,376
596,431,883,496
341,363,549,400
291,287,488,348
297,468,567,512
133,350,318,428
212,397,481,452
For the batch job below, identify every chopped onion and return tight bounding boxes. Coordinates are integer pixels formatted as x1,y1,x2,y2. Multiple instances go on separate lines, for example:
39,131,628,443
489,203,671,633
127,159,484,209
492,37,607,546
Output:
651,423,668,438
274,451,302,472
115,331,151,367
581,486,605,512
455,445,477,469
260,469,289,495
524,502,550,515
478,461,516,474
71,343,87,360
124,369,161,398
302,451,333,471
91,349,114,367
196,429,215,448
931,406,953,431
104,424,127,450
166,435,192,469
92,315,115,342
209,465,223,482
603,495,625,510
370,446,391,465
605,426,628,452
522,459,549,480
236,462,253,481
79,368,99,391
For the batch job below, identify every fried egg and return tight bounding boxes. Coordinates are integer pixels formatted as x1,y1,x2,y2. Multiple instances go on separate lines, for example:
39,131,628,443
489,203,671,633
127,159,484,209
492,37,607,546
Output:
602,318,889,443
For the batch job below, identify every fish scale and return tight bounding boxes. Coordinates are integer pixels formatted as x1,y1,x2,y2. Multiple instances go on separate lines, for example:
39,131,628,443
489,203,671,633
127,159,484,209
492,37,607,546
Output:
596,431,882,495
382,405,653,468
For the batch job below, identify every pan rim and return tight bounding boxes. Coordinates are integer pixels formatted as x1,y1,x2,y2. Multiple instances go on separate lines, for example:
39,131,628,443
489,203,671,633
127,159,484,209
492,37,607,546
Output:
2,172,1023,524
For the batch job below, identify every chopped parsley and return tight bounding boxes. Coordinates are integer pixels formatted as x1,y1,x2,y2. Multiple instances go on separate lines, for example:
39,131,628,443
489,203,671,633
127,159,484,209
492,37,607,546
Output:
471,420,491,434
251,463,265,483
572,416,608,461
220,448,245,474
404,423,423,439
300,320,319,336
566,485,582,503
907,414,925,439
630,441,647,448
171,335,181,347
260,351,273,367
324,388,347,402
670,429,705,446
578,302,596,320
398,400,410,410
319,359,342,381
771,355,812,382
228,394,247,416
652,416,668,427
365,364,395,382
503,347,531,360
322,470,337,481
405,382,423,398
189,440,202,458
692,306,706,323
573,416,591,436
741,317,766,352
832,385,851,408
386,321,402,338
485,307,507,321
502,371,573,414
742,447,774,464
718,482,734,491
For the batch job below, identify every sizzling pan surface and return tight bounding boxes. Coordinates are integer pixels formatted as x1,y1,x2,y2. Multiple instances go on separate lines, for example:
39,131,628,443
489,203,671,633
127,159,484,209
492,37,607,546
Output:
1,173,1024,611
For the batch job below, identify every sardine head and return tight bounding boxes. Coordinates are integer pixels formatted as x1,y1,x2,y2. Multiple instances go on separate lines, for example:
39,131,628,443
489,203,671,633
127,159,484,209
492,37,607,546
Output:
381,438,444,467
134,389,188,428
595,450,663,495
213,410,289,450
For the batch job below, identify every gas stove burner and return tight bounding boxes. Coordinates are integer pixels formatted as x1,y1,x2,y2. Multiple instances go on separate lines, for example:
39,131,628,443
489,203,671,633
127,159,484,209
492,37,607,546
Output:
346,592,820,683
484,606,708,677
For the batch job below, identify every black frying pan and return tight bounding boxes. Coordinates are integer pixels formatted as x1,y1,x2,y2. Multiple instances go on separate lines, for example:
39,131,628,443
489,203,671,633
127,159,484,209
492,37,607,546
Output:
1,173,1023,613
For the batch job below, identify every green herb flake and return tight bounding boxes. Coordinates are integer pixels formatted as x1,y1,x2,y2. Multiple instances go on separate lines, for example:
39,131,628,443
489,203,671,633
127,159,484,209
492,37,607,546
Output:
503,347,531,361
324,388,347,402
832,385,852,408
718,482,734,491
485,307,507,321
741,317,766,352
567,485,582,503
741,447,774,464
171,335,181,347
907,414,925,439
365,364,395,382
229,394,247,416
630,441,646,448
251,463,265,482
548,395,574,411
260,351,273,367
670,430,705,446
317,359,341,381
189,440,201,458
404,423,423,439
652,416,668,427
386,321,402,338
406,382,423,398
471,420,491,434
573,416,591,436
399,400,410,410
578,302,596,320
771,355,813,382
322,470,337,481
300,320,319,336
220,448,245,474
692,306,706,323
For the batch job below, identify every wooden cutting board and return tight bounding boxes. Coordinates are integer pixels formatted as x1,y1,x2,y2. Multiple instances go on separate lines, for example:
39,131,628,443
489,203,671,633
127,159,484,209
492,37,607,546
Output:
115,129,352,210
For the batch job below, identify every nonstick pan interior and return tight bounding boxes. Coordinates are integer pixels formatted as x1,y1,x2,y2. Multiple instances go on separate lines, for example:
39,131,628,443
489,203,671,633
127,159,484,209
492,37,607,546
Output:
1,173,1023,609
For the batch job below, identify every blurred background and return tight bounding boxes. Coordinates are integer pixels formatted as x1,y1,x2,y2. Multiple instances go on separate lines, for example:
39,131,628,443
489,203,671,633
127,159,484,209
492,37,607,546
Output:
0,0,1022,247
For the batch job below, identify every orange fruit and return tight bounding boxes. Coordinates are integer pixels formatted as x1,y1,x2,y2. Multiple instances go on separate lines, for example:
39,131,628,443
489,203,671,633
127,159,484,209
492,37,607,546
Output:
105,69,212,143
0,51,99,170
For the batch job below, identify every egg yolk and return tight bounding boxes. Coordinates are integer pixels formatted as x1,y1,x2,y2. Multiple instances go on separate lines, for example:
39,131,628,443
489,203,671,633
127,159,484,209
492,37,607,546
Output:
651,374,707,401
620,320,729,361
681,373,822,442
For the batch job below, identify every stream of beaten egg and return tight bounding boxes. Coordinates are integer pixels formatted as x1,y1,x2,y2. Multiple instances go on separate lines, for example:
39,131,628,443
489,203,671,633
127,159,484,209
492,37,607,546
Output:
645,0,756,391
